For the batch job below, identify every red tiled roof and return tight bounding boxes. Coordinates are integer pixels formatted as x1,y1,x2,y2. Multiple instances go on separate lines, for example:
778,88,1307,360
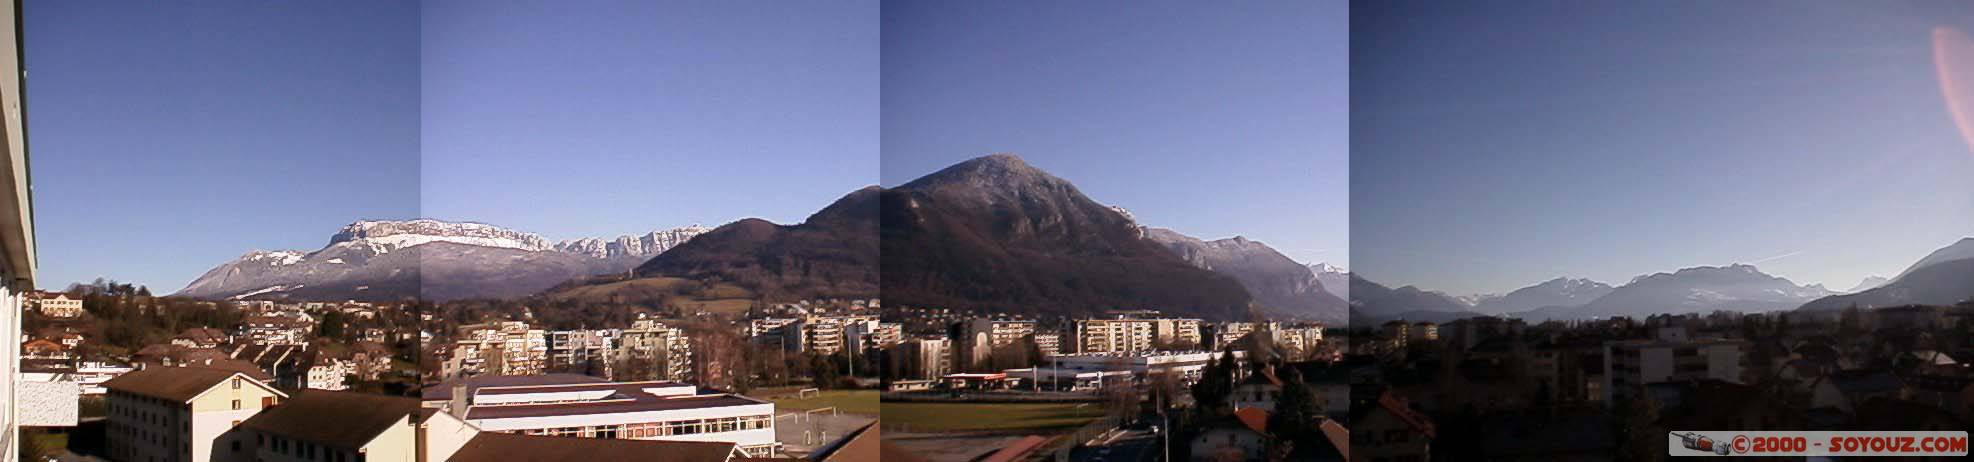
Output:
1379,391,1436,438
1234,407,1271,435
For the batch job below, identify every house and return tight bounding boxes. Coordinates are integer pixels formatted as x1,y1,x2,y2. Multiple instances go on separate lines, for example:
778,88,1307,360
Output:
1352,391,1434,462
102,367,287,462
351,341,394,381
1650,379,1792,430
1810,369,1904,414
21,338,67,359
31,291,84,318
1477,413,1615,461
1901,374,1974,423
172,327,232,349
1190,407,1273,462
1232,367,1283,412
1851,397,1962,432
232,390,421,462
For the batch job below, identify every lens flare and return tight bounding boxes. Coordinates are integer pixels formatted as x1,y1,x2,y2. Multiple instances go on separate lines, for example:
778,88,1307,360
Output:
1932,27,1974,154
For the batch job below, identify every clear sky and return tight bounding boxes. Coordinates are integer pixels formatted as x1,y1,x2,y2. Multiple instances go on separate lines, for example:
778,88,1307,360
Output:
25,1,420,292
420,0,878,241
881,0,1349,266
1353,1,1974,295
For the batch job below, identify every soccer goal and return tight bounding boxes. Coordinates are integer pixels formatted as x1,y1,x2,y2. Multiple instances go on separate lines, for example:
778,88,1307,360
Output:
797,387,821,399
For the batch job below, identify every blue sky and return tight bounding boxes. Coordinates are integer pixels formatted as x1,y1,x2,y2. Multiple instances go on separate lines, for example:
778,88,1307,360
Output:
28,1,877,291
881,0,1349,266
25,1,420,291
1353,1,1974,295
420,0,878,241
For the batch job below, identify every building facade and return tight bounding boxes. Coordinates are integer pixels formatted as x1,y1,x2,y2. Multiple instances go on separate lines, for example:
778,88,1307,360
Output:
103,368,287,462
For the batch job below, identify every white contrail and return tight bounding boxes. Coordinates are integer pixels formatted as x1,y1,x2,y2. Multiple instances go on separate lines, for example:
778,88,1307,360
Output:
1749,250,1804,265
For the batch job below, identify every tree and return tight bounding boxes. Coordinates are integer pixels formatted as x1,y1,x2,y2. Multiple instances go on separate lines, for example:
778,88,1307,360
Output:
1268,368,1324,451
1614,392,1665,462
1191,349,1237,413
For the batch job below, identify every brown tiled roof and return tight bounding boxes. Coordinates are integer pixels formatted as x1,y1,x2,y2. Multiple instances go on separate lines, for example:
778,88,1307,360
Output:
446,432,736,462
810,421,879,462
101,366,275,402
240,390,420,450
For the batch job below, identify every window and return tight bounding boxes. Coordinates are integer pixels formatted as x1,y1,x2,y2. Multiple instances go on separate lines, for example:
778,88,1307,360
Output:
232,399,242,410
232,377,242,389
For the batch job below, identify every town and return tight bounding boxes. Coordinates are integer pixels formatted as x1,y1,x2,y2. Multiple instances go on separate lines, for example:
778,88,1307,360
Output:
875,307,1345,461
1346,303,1974,461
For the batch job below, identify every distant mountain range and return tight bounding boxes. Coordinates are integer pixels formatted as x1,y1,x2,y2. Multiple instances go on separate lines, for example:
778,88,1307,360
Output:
1354,264,1836,324
1353,237,1974,323
1561,264,1834,320
1348,274,1481,324
1798,238,1974,311
177,220,709,301
1469,277,1615,315
1145,228,1346,323
879,154,1257,322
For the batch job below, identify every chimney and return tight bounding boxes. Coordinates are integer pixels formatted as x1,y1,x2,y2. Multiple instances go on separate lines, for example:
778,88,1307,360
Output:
447,383,469,416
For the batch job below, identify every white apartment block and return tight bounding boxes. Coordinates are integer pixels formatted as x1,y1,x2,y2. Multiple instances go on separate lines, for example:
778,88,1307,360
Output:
1602,327,1748,402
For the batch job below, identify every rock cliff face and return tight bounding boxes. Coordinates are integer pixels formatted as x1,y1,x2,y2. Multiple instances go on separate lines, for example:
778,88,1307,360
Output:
178,220,710,301
1146,228,1345,322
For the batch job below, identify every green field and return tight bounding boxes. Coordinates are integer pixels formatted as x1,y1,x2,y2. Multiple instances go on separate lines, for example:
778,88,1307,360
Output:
763,389,881,415
879,402,1106,432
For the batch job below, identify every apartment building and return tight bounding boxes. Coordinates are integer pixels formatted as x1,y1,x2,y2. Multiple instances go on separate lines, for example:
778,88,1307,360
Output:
1212,322,1278,350
1603,327,1748,402
547,329,618,372
452,322,550,378
103,367,287,462
1411,321,1439,342
898,337,953,380
238,315,312,346
959,319,1038,368
618,319,693,381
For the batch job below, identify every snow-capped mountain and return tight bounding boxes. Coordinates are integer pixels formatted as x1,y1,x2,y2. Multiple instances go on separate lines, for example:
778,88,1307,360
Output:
1845,276,1890,293
1471,277,1615,315
1307,262,1349,301
177,220,710,301
1145,228,1346,323
1564,264,1835,319
552,225,713,259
